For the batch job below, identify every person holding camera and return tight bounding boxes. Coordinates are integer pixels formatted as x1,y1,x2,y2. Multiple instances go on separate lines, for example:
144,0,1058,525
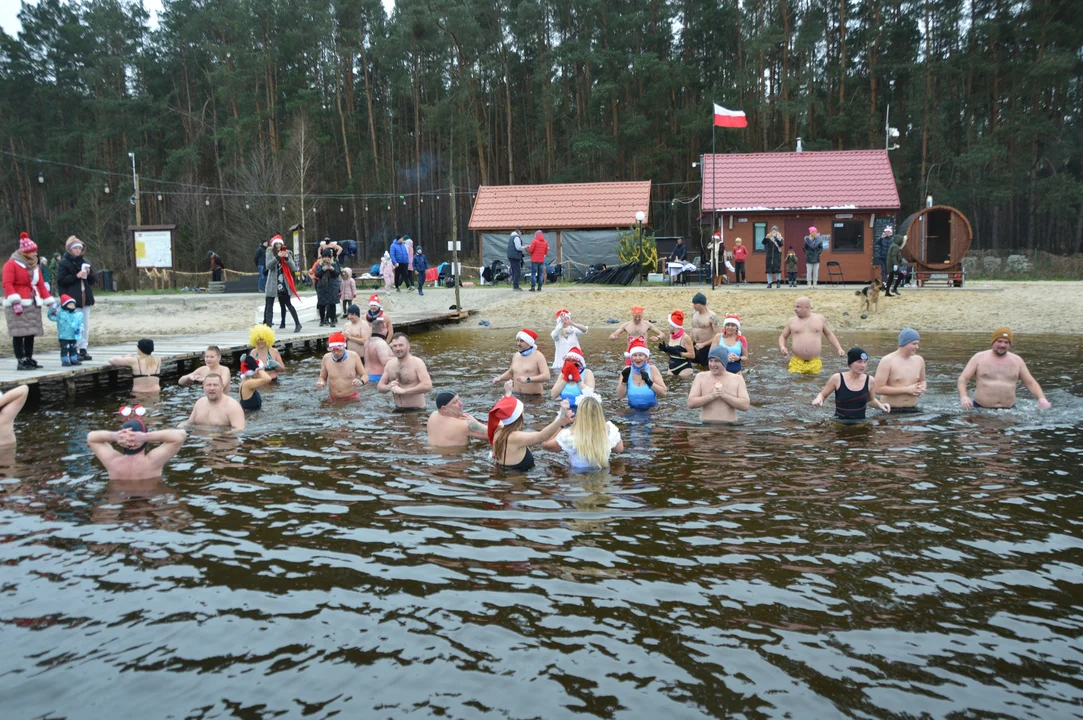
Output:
314,248,342,326
56,235,96,361
263,235,302,332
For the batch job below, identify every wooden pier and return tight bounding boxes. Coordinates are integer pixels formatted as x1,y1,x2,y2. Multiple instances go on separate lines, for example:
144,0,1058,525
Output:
0,307,470,397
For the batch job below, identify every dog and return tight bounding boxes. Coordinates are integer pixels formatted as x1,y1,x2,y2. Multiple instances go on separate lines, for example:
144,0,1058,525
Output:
855,278,884,313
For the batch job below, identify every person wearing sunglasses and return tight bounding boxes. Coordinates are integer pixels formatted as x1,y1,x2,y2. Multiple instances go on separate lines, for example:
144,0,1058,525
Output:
87,405,187,480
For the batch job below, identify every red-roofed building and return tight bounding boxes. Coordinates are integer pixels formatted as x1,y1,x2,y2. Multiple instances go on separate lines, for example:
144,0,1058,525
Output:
469,181,651,278
702,150,900,284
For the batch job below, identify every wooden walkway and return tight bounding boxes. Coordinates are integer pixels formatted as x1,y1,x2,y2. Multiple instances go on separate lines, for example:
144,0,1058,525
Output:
0,307,470,396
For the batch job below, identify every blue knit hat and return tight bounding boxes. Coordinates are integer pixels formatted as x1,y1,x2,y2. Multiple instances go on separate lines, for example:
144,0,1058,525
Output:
898,328,920,347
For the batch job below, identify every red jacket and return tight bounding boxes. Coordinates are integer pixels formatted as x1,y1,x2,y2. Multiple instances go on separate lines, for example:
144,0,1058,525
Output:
3,256,54,308
526,232,549,263
733,245,748,262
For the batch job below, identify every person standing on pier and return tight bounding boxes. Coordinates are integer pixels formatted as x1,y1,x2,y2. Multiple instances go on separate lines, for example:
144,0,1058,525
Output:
314,248,342,326
47,295,84,366
390,235,410,291
340,267,357,319
55,235,96,361
264,235,302,332
4,232,55,371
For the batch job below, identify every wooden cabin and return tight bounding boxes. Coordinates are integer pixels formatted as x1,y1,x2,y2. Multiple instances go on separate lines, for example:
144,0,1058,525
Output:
702,150,901,284
468,181,651,280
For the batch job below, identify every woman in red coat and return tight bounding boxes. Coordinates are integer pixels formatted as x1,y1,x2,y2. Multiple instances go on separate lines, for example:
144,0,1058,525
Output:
3,232,56,370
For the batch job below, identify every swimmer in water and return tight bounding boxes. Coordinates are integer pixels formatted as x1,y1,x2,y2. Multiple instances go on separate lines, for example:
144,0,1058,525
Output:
617,338,667,409
550,348,595,410
609,305,660,363
488,384,571,472
363,293,393,338
491,329,550,396
377,333,432,411
687,345,750,423
709,314,749,374
0,385,30,448
873,328,927,413
689,292,719,369
812,347,890,420
178,345,232,389
87,408,187,480
779,296,845,375
957,327,1051,410
363,317,392,383
550,309,587,369
426,391,489,446
342,304,370,356
184,374,246,430
655,310,695,377
317,331,367,400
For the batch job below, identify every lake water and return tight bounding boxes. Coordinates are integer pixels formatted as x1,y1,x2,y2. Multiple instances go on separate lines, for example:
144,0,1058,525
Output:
2,329,1081,719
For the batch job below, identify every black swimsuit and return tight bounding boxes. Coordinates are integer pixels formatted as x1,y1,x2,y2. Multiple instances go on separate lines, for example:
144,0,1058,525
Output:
239,390,262,410
834,372,870,420
499,447,535,471
666,338,692,373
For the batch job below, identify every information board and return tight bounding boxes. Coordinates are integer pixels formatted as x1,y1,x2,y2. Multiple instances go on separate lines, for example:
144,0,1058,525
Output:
134,230,173,268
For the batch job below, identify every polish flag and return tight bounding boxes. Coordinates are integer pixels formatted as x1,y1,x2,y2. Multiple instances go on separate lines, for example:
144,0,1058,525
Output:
713,104,748,128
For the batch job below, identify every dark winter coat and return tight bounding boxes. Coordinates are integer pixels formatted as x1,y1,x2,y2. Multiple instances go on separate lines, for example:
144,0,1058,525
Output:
875,233,894,264
803,235,823,265
763,234,783,272
886,236,904,269
506,232,524,261
56,252,97,308
254,243,267,269
413,252,429,275
315,259,342,305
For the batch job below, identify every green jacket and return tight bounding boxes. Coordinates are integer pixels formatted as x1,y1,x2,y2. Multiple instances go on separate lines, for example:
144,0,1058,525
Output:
785,253,798,271
886,236,903,268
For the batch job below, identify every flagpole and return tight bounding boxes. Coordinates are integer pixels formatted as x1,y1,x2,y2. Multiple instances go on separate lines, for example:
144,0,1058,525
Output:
711,120,716,290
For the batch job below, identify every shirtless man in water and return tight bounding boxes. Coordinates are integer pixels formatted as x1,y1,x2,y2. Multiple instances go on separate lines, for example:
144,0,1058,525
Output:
687,345,750,423
958,327,1052,410
426,391,488,446
609,306,659,348
0,385,30,448
363,318,392,383
87,420,187,481
491,329,550,395
689,292,719,368
378,333,432,410
317,332,368,400
874,328,927,412
778,297,845,374
342,304,370,356
179,346,232,389
186,374,246,429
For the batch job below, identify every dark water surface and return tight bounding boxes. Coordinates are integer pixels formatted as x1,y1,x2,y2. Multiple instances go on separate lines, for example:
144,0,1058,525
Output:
2,329,1082,719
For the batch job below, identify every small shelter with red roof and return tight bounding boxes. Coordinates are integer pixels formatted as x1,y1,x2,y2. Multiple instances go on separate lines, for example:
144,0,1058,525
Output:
702,150,900,284
469,181,651,278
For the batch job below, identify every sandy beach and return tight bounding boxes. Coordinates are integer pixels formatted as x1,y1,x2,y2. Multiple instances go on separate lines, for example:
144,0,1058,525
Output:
2,280,1080,351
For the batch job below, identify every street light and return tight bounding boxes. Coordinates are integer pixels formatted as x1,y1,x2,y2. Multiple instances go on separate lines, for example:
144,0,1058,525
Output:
635,210,646,283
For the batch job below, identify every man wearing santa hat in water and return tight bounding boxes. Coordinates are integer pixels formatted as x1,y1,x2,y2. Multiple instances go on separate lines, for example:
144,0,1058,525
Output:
491,328,550,396
362,293,393,338
316,331,368,400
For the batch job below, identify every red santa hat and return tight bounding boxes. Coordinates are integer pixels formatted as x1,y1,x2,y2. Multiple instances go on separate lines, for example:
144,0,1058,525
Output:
516,329,537,347
270,234,284,247
60,294,76,308
625,337,650,359
563,348,585,367
723,313,741,330
368,293,381,308
239,354,262,378
18,232,37,254
668,310,685,329
328,332,347,349
487,395,524,444
555,308,570,320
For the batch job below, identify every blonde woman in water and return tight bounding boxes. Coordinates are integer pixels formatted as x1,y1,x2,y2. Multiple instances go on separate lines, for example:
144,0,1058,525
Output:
543,390,623,471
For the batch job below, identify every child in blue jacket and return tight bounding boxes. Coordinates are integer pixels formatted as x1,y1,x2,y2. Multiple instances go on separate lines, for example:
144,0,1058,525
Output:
47,294,85,366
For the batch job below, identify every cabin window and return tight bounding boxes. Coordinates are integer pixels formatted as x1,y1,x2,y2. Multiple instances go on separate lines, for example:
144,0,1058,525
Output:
752,223,767,252
832,221,864,252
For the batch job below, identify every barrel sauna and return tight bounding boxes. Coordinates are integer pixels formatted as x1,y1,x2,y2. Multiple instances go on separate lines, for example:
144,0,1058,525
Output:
901,205,972,287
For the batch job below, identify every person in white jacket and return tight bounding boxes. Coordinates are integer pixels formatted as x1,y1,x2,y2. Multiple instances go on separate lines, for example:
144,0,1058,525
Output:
550,309,588,369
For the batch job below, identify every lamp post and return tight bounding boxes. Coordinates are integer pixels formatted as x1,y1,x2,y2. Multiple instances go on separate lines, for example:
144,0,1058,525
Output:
635,210,645,283
128,152,141,225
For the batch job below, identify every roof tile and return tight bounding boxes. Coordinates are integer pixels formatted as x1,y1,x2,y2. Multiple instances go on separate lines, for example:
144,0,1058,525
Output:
702,150,900,212
468,181,651,230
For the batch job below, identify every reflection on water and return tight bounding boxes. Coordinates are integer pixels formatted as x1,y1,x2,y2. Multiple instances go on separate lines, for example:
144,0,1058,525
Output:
2,329,1082,718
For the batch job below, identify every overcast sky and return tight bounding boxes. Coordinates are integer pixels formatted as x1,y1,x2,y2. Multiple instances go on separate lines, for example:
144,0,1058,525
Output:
0,0,394,37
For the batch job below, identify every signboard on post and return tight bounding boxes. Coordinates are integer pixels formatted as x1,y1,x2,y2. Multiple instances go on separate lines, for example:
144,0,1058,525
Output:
130,225,177,290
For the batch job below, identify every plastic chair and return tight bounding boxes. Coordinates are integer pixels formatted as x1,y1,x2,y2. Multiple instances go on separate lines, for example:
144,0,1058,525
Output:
827,261,844,285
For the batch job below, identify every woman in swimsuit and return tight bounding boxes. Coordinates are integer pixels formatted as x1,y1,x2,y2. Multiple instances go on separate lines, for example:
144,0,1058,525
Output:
617,339,668,410
248,325,285,381
812,347,890,420
108,338,161,394
550,348,595,411
710,314,749,374
655,310,694,377
488,384,570,471
238,354,273,411
542,391,623,471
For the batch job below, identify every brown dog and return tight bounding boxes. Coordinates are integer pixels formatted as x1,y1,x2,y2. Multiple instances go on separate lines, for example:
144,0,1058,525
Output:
855,278,884,313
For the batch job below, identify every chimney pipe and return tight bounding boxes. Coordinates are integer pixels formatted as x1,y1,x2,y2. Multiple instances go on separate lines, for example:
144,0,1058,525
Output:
796,137,803,152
